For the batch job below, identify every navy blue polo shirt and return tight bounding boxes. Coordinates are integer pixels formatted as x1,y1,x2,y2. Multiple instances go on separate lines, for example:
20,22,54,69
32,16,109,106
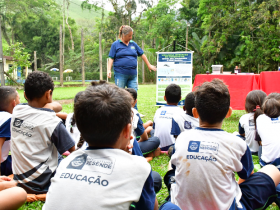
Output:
109,40,144,75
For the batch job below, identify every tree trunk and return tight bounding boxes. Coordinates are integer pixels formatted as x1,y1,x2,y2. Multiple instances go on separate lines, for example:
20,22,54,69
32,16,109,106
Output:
60,25,63,86
66,0,74,50
81,29,85,86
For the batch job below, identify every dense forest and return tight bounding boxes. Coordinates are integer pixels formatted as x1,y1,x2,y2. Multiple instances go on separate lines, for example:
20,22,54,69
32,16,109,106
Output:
2,0,280,83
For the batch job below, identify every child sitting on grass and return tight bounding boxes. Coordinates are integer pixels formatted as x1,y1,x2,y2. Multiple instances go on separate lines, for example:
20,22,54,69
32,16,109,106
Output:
254,92,280,167
11,71,75,194
65,91,88,150
238,90,266,156
0,176,27,210
43,82,158,210
161,79,280,210
153,84,184,151
0,86,20,176
171,92,199,139
126,88,160,156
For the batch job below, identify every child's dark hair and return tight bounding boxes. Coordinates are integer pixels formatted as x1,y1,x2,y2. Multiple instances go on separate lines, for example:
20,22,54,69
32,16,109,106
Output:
125,88,137,101
245,90,267,113
70,92,85,149
184,92,195,116
194,79,230,124
165,84,181,104
0,86,17,111
254,93,280,125
24,71,54,101
74,83,132,147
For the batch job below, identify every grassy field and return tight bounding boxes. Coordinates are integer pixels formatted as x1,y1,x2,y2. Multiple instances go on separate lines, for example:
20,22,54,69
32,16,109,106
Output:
18,85,278,210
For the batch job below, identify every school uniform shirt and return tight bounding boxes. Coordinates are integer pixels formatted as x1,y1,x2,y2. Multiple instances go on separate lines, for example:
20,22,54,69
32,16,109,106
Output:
43,148,155,210
153,105,184,148
0,111,12,163
171,113,199,136
131,108,145,138
170,127,253,210
108,40,144,75
65,113,88,150
11,104,75,194
239,113,259,153
256,114,280,163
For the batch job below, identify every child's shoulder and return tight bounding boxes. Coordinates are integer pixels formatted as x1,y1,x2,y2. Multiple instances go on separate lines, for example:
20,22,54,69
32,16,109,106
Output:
240,112,254,121
0,111,12,121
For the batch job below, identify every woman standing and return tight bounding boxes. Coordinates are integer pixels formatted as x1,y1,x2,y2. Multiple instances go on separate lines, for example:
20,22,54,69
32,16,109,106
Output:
107,25,156,109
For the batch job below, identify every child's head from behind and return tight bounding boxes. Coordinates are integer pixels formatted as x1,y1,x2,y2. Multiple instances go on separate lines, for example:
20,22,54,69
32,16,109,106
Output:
245,90,267,113
125,88,137,107
184,92,195,116
254,93,280,121
165,84,181,104
74,83,132,148
24,71,54,103
0,86,20,113
194,79,230,124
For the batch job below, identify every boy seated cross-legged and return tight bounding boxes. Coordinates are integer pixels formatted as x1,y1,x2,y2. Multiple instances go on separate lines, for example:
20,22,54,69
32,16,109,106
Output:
11,71,76,194
0,86,20,176
161,79,280,210
153,84,184,151
43,82,158,210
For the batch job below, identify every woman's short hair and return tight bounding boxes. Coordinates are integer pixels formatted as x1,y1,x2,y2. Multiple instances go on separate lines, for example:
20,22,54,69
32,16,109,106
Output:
119,25,133,38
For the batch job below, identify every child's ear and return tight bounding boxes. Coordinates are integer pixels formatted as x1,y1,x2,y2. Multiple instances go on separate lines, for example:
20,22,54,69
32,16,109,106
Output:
225,107,232,118
11,99,16,108
45,90,52,102
24,91,28,101
192,108,199,119
183,105,186,111
164,96,167,102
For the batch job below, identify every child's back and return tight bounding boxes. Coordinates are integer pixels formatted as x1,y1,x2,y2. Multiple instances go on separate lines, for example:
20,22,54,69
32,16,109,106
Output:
11,72,75,194
153,84,184,150
239,90,266,154
43,82,157,210
171,128,250,210
171,92,199,137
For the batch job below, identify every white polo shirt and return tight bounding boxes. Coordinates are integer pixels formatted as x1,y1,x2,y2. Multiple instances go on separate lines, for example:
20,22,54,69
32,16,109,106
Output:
171,127,253,210
43,148,154,210
153,105,184,148
239,113,259,153
171,113,199,136
0,111,12,163
256,114,280,163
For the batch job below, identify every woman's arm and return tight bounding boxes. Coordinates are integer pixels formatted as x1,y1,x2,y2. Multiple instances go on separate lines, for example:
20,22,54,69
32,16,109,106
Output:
141,54,157,72
107,58,114,78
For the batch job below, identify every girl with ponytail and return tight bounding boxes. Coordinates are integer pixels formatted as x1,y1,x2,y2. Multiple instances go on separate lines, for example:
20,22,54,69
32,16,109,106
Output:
254,93,280,166
65,91,88,150
238,90,266,155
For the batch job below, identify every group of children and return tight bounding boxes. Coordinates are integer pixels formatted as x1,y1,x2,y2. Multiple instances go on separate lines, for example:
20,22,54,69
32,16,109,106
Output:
1,71,280,210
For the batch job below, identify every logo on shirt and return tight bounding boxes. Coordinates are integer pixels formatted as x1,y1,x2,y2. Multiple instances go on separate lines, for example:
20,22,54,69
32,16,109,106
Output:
271,117,279,121
160,111,166,115
188,141,200,152
249,119,255,126
131,46,135,50
67,154,88,170
13,118,24,128
188,141,219,155
184,121,192,129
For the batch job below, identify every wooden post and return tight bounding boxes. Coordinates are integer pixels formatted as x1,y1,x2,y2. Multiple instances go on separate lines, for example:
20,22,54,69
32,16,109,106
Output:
142,40,145,84
63,0,65,66
107,58,109,82
81,28,85,86
99,32,103,80
0,17,5,87
34,51,37,71
59,25,63,86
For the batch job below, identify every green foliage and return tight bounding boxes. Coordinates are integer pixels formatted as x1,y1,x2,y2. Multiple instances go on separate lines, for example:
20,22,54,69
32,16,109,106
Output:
5,42,31,68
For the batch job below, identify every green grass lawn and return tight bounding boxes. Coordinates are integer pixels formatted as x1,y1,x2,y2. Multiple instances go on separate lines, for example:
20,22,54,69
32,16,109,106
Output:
18,85,279,210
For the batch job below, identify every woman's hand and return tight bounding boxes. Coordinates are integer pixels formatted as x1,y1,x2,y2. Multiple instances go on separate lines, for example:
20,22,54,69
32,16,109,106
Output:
148,65,157,72
107,71,112,79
